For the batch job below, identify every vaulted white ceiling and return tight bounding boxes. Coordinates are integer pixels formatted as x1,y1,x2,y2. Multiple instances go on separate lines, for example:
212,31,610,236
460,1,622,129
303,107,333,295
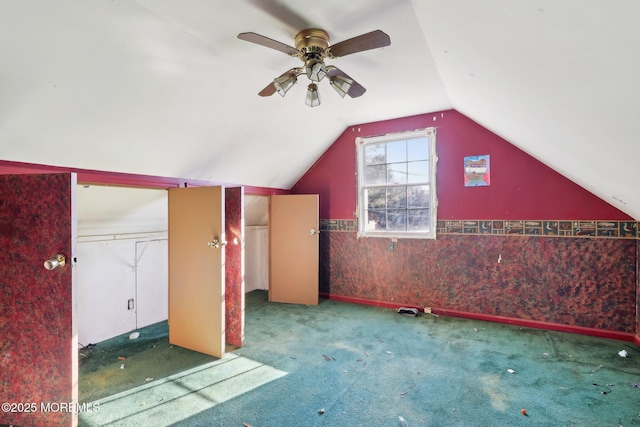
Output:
1,1,638,218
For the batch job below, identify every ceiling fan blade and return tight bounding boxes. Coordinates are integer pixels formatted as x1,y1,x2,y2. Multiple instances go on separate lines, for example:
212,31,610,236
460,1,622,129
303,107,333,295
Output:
238,32,299,56
327,67,366,98
328,30,391,58
247,0,311,32
258,82,277,97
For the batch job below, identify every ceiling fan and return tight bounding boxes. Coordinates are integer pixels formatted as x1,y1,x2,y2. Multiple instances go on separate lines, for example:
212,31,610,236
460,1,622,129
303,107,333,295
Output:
238,28,391,107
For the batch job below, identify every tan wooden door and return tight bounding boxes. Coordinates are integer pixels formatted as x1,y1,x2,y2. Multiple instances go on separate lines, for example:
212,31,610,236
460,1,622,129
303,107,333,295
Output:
268,194,319,305
168,186,225,358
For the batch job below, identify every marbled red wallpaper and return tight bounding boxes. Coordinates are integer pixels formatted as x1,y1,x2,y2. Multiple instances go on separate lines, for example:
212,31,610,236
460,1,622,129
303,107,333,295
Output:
225,187,244,348
320,232,637,333
0,173,76,427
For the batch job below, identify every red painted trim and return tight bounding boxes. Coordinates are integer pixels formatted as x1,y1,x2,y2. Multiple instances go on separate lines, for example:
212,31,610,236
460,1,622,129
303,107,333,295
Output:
0,159,289,195
321,292,637,343
431,307,635,342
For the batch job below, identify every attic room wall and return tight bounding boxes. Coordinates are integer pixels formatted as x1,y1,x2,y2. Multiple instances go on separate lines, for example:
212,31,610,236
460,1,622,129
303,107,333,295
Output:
292,110,639,338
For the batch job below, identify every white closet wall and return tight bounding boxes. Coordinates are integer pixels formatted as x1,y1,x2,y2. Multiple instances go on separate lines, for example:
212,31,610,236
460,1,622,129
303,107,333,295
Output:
244,196,269,293
245,226,268,292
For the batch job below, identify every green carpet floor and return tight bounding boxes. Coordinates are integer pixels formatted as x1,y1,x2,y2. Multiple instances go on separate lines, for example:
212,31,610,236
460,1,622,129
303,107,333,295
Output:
79,290,640,426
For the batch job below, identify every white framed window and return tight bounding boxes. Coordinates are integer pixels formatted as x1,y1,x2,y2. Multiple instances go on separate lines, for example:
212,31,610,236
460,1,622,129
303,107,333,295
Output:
356,128,437,239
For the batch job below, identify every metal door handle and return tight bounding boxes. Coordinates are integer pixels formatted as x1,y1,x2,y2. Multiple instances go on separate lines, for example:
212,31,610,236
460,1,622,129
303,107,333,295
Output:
208,238,227,249
44,254,66,270
310,228,320,235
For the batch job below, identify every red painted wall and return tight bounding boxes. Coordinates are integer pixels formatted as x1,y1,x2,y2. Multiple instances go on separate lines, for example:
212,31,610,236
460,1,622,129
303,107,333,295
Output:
292,110,632,221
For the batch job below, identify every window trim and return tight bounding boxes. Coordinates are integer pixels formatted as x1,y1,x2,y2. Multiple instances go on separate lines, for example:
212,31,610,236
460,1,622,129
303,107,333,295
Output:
355,128,438,239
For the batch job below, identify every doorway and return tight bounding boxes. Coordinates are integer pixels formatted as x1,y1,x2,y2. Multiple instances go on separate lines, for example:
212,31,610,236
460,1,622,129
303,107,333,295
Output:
76,185,168,345
76,184,247,352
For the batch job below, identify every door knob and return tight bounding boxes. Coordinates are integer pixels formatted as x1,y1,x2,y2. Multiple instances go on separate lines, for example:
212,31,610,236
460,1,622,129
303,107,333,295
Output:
44,254,66,270
309,228,320,235
208,238,227,249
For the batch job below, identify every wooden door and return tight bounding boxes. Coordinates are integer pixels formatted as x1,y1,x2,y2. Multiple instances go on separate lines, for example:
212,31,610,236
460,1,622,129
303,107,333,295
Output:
269,194,319,305
168,186,225,358
0,173,78,427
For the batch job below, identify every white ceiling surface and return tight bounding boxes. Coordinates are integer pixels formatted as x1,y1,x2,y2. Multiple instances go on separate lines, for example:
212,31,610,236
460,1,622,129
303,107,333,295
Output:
1,1,639,219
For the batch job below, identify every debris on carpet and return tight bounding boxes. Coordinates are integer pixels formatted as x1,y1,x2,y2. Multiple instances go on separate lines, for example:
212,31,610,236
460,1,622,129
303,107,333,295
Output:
397,307,418,317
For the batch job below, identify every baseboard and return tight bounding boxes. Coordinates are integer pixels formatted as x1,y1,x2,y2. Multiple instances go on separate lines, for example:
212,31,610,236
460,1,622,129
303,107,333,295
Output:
320,292,637,343
320,292,425,311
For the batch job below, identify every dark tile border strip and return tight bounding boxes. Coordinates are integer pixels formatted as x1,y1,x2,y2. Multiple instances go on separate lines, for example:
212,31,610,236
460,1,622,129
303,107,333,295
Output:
319,219,358,232
319,219,639,239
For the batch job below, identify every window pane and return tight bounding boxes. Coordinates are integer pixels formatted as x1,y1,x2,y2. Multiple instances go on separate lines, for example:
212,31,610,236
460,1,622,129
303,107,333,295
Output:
364,143,385,165
408,137,429,161
365,164,386,185
387,210,406,231
407,185,429,208
386,140,406,163
387,163,407,184
366,187,386,209
366,210,386,230
387,187,407,209
408,209,430,231
357,129,436,239
407,161,429,183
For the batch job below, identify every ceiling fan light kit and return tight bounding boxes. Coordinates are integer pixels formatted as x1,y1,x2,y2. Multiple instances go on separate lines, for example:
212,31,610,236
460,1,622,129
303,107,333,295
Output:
238,28,390,107
274,69,300,97
305,59,327,82
329,74,353,98
305,83,321,107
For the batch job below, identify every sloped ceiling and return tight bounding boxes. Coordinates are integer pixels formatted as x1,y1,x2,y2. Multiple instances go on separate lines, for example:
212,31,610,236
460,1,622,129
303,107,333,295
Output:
0,1,638,219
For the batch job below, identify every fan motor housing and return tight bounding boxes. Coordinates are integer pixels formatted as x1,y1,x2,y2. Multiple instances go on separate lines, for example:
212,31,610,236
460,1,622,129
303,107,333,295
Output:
295,29,330,59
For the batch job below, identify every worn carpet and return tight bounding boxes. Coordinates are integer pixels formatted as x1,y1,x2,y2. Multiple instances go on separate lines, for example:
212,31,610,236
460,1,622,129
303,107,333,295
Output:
79,290,640,426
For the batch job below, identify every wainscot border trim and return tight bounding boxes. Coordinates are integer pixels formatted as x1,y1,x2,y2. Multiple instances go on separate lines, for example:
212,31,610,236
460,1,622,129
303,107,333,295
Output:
319,219,639,239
